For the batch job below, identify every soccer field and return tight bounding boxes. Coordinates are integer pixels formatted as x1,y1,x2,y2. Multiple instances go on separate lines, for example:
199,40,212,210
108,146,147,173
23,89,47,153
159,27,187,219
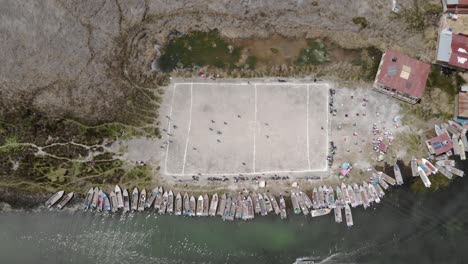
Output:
164,82,329,177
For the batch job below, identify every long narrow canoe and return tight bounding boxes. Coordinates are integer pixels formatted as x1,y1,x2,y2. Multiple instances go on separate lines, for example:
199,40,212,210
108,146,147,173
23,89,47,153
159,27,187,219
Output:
334,206,342,223
115,185,124,209
217,193,226,217
189,195,196,217
328,186,336,209
196,195,204,217
270,194,281,215
394,163,404,185
91,187,99,209
209,193,218,217
146,187,158,208
259,193,267,216
123,189,130,213
222,196,231,221
183,193,190,216
252,192,261,214
159,191,168,215
109,191,118,213
131,187,139,211
175,192,182,216
57,192,74,210
353,184,362,206
345,204,353,227
279,196,287,220
291,192,301,215
154,187,164,210
411,156,418,177
166,190,174,214
83,188,94,210
418,167,432,188
138,189,146,212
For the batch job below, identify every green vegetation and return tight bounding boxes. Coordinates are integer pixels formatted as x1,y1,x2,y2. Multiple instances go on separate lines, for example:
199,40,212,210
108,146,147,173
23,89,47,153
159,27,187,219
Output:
352,17,369,29
411,173,451,192
245,56,257,69
295,39,331,66
350,47,383,81
427,65,465,99
401,0,442,32
158,30,242,72
270,48,279,54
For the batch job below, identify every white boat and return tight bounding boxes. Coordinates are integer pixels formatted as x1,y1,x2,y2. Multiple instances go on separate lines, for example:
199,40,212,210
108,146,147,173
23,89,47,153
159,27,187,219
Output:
418,167,432,187
146,187,159,208
445,165,465,177
264,193,273,213
259,193,268,216
311,208,332,217
301,191,313,209
411,156,418,177
461,129,468,152
312,187,319,209
368,184,380,203
393,163,404,185
109,191,118,212
138,189,146,212
353,184,362,206
166,190,174,214
448,120,463,134
175,192,182,216
360,186,369,209
103,193,111,212
334,206,342,223
453,134,461,156
374,183,385,198
459,139,466,160
189,195,196,217
217,193,226,217
335,186,343,207
83,188,94,210
154,187,164,210
347,185,357,207
345,204,353,227
159,191,168,215
123,189,130,213
436,165,453,179
203,194,209,216
97,189,103,212
291,192,301,215
90,187,99,209
435,124,444,136
318,186,324,208
436,160,456,167
115,185,124,209
183,193,190,216
421,158,438,174
269,194,281,215
196,195,204,216
363,181,374,203
327,186,336,209
246,196,255,220
57,192,74,210
297,192,309,216
341,183,350,205
279,196,287,220
209,193,219,216
131,187,139,211
379,172,396,186
252,192,261,215
222,196,231,221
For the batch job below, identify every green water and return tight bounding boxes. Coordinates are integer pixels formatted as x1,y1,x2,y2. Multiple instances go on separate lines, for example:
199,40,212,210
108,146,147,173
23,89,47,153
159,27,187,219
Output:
2,174,468,263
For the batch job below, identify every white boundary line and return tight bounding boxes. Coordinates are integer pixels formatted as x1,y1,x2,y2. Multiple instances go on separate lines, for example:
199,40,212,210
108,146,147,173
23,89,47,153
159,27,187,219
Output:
164,83,177,175
253,84,257,173
306,84,311,170
181,83,193,174
164,82,331,176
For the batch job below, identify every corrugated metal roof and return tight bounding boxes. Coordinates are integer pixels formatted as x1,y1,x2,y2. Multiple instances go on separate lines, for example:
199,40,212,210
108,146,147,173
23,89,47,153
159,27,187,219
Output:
449,34,468,70
375,50,431,98
459,92,468,118
447,0,459,4
429,133,453,156
437,29,452,63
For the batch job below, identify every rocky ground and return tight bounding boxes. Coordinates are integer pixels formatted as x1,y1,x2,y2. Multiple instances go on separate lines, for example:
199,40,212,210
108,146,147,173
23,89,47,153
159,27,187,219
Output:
0,0,451,208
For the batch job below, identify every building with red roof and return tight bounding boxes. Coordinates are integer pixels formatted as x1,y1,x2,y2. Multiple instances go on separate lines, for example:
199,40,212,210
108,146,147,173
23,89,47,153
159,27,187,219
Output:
443,0,468,13
425,132,453,156
437,30,468,71
373,50,431,104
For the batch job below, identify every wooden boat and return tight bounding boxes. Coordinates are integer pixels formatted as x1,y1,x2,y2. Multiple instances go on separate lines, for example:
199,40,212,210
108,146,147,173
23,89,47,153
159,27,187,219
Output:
246,196,254,220
183,193,190,216
159,191,168,215
241,197,249,220
291,192,301,215
327,186,336,209
123,189,130,213
252,192,261,214
196,195,204,217
222,196,231,220
103,193,111,212
57,192,74,210
297,192,309,216
131,187,139,211
109,191,118,212
166,190,174,214
279,196,287,220
421,158,438,174
259,193,267,216
445,122,460,136
360,186,369,209
462,129,468,152
90,187,99,209
453,134,461,156
374,183,385,198
317,186,324,208
115,185,124,209
322,186,329,208
411,156,418,177
347,185,357,208
146,187,159,208
377,175,389,190
417,167,432,188
341,183,350,205
353,184,362,206
97,189,103,212
435,154,448,161
189,195,196,217
138,188,146,212
435,124,444,136
175,192,182,216
209,193,218,216
393,163,404,185
228,196,236,221
436,165,453,179
445,165,464,177
436,160,456,167
335,186,343,207
334,206,342,223
264,193,273,213
311,208,331,217
312,187,319,209
203,194,209,216
345,204,353,227
363,181,374,203
302,191,313,208
83,188,94,210
154,187,164,210
368,184,380,203
235,194,243,220
217,193,226,217
270,194,281,215
459,139,466,160
448,120,463,134
379,172,396,186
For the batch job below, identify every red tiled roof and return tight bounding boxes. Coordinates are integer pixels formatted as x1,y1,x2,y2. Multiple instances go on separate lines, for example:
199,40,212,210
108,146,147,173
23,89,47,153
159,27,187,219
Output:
449,34,468,70
429,133,453,156
376,50,431,98
459,92,468,118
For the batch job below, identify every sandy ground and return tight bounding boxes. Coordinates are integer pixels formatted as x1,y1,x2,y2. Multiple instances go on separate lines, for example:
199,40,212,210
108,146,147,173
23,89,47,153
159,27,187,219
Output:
122,78,404,193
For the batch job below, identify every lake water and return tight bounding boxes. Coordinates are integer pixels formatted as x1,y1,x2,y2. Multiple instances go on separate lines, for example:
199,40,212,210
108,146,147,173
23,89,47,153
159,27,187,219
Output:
1,174,468,263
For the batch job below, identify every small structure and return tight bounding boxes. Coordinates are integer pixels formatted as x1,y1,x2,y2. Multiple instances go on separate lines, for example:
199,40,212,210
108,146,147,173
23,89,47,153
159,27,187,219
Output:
379,142,388,153
373,50,431,104
425,132,453,156
443,0,468,14
457,92,468,122
436,30,468,71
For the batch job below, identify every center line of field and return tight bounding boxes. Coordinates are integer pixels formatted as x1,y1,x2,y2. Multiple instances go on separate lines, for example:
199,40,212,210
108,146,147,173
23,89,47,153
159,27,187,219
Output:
181,83,193,174
253,84,257,173
306,85,311,170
